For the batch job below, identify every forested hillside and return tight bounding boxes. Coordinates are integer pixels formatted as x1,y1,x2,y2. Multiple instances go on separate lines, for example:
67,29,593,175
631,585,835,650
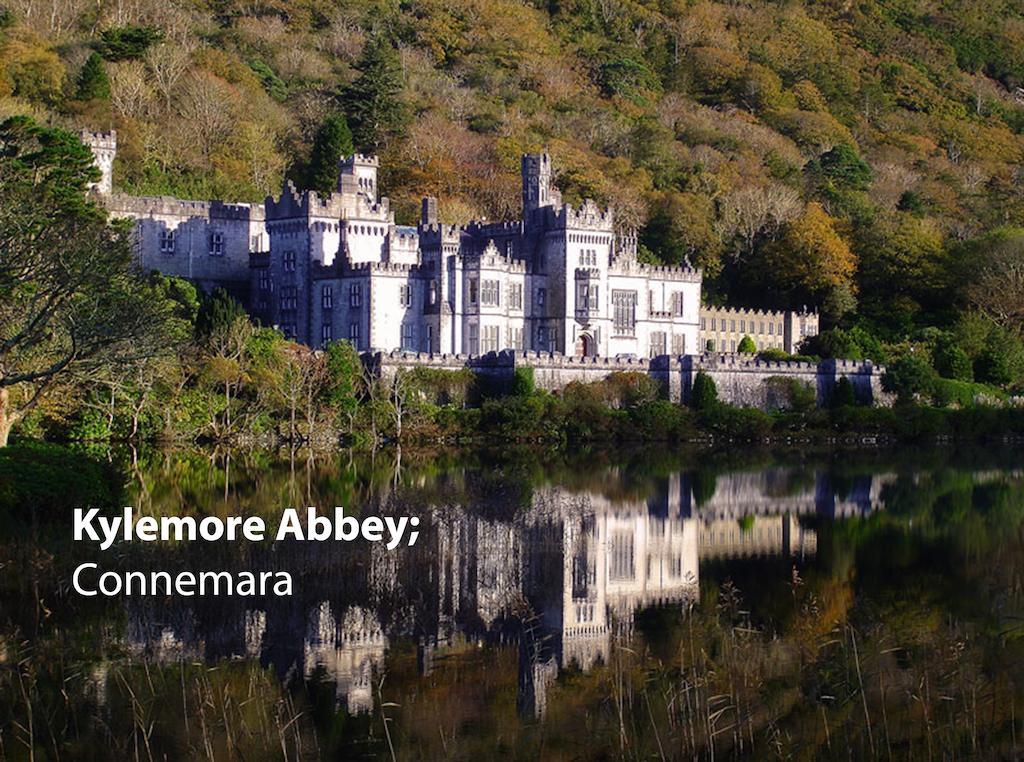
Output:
3,0,1024,351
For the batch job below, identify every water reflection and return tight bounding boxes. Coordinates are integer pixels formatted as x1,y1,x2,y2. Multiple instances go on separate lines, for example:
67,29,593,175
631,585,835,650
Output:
112,460,896,719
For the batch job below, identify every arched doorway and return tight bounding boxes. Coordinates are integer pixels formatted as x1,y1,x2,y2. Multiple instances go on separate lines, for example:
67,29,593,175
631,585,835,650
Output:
575,331,596,357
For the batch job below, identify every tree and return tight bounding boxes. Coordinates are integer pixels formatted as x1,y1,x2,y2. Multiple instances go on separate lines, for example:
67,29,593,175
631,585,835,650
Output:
759,202,857,318
882,355,937,404
307,113,354,195
0,117,178,446
195,288,247,340
346,35,408,151
691,371,718,411
964,228,1024,333
932,335,973,381
76,52,110,100
810,144,872,192
737,335,757,353
641,191,723,275
95,26,164,62
326,340,362,434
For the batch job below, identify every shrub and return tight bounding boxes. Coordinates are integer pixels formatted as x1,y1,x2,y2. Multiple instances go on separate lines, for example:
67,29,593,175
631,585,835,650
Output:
511,366,535,397
0,443,121,520
883,355,937,403
737,335,756,353
832,376,856,407
764,376,816,412
626,400,695,441
691,371,718,411
933,336,973,381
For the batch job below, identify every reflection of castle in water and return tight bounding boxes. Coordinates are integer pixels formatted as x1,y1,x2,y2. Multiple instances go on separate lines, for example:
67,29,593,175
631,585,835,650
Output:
114,468,892,717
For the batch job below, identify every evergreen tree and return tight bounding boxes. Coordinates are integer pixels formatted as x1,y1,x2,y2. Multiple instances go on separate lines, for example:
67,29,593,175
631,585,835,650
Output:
346,36,408,152
307,113,353,195
195,289,248,341
77,52,110,100
691,371,718,411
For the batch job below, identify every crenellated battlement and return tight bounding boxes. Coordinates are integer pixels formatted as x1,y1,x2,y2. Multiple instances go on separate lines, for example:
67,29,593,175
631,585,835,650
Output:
80,129,116,148
106,193,265,221
366,350,892,410
341,153,380,167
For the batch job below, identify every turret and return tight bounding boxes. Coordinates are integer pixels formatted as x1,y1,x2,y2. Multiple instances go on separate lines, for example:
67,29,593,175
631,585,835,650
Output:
338,154,380,203
80,130,116,194
521,153,561,214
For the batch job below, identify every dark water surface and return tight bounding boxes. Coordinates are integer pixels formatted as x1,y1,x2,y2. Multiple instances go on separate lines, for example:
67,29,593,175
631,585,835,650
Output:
3,444,1024,760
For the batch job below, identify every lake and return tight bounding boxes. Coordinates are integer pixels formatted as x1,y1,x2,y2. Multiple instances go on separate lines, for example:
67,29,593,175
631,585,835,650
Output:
2,443,1024,759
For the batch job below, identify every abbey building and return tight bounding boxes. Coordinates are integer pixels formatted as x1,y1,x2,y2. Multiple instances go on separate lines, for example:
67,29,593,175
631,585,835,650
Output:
83,131,814,356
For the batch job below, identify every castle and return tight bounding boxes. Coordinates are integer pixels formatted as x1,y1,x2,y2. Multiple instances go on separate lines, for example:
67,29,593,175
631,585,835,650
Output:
83,131,816,356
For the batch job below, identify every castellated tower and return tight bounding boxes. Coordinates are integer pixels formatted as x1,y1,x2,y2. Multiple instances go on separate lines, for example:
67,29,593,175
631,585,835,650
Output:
80,130,116,194
521,153,561,214
338,154,379,204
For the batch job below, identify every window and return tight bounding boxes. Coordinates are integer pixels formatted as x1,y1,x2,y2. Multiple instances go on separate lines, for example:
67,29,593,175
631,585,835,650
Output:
577,283,599,312
612,290,637,335
426,325,434,353
481,325,500,352
730,320,736,332
467,323,479,354
259,271,271,292
759,321,765,334
251,234,263,250
671,292,684,317
481,280,500,306
509,283,523,311
536,326,547,349
672,334,686,355
609,531,635,581
468,279,478,305
283,250,296,272
700,317,706,330
349,283,362,307
740,320,746,332
209,232,224,256
321,324,332,345
159,229,175,254
768,322,774,335
349,322,360,344
280,286,297,312
401,323,415,350
399,285,412,307
649,331,666,358
536,288,546,309
428,280,437,306
711,318,717,331
509,326,523,350
322,285,333,310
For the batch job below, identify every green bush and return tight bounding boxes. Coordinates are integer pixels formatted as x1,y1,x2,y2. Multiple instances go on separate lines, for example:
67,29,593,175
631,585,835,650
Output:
0,443,122,518
511,366,535,397
931,378,1005,408
933,336,973,381
883,355,938,403
737,335,756,353
764,376,816,412
832,376,856,407
691,371,718,411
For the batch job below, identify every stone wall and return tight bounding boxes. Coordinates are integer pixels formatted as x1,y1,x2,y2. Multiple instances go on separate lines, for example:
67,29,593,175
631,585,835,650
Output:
366,350,892,409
